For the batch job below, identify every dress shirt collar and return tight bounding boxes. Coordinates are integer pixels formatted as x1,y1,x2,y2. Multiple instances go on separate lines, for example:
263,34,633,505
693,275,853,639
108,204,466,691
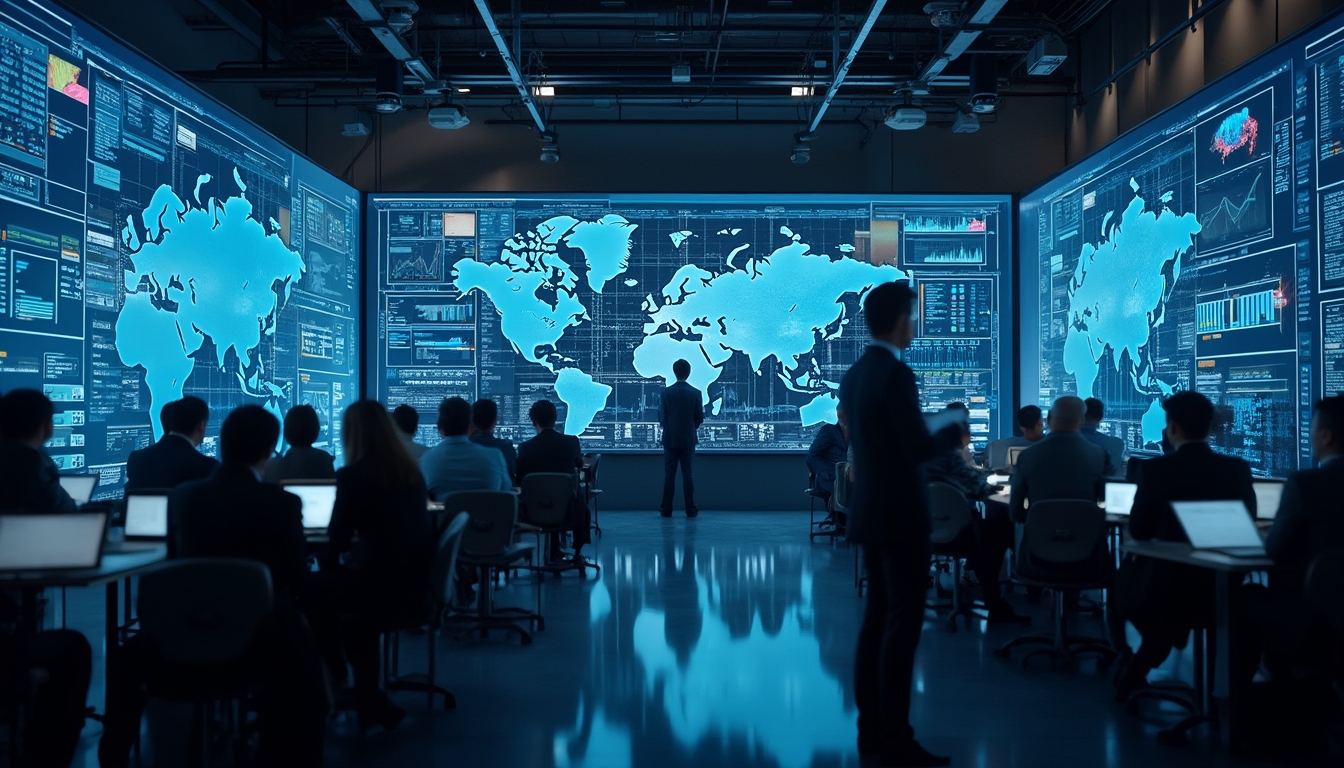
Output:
166,432,195,446
440,434,471,444
869,339,904,360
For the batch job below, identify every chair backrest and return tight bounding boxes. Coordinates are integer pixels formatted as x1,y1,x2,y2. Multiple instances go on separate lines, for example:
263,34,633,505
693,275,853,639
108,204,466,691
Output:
926,482,977,545
832,462,852,512
138,559,273,665
520,473,576,527
441,490,519,558
583,453,601,488
1305,548,1344,635
1019,499,1107,574
429,513,469,609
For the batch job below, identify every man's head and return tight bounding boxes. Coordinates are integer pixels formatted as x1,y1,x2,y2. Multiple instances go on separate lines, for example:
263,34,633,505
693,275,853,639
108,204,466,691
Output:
1310,395,1344,461
283,404,321,449
1046,396,1086,433
436,397,472,437
1017,405,1044,441
835,402,846,427
391,404,419,438
529,399,558,432
944,403,972,447
167,396,210,446
157,399,179,436
0,389,55,447
672,359,691,382
1161,391,1215,447
1083,397,1105,426
471,399,499,434
863,281,917,349
219,405,280,469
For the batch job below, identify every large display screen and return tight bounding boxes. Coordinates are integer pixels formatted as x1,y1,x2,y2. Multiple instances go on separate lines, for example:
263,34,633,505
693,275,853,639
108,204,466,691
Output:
0,0,360,497
1020,12,1344,477
367,194,1012,451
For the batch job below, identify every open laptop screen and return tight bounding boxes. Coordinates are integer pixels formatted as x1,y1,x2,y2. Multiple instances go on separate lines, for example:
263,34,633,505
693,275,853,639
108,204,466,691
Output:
1105,482,1137,516
1252,481,1284,520
124,493,169,538
0,513,107,570
283,483,337,531
58,475,98,505
1171,501,1263,551
1006,446,1026,468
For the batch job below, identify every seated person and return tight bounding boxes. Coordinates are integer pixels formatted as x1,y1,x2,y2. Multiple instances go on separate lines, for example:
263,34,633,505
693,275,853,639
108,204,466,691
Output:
312,400,434,731
126,396,218,491
0,389,77,514
1082,397,1126,476
1112,391,1256,699
420,397,512,498
805,404,848,508
470,398,517,483
391,404,428,460
517,399,591,561
0,623,91,768
101,405,326,768
263,404,336,482
944,401,980,466
927,420,1025,623
1009,395,1112,524
984,405,1045,471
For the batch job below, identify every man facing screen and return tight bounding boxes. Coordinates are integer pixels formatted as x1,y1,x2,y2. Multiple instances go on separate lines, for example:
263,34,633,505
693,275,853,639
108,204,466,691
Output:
658,359,705,518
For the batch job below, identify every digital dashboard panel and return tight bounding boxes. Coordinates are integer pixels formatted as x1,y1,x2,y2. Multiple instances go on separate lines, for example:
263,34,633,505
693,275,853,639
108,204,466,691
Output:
1020,11,1344,477
367,194,1012,451
0,0,360,497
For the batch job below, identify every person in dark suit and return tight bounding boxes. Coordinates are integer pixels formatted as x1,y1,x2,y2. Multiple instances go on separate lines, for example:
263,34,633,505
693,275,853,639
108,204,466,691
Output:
839,281,960,768
311,399,433,731
1081,397,1127,476
0,626,91,768
806,404,848,501
470,397,518,483
1008,396,1112,524
658,359,705,518
0,389,77,514
517,399,591,559
262,404,336,483
1112,391,1256,699
391,403,429,460
125,396,218,491
100,405,326,768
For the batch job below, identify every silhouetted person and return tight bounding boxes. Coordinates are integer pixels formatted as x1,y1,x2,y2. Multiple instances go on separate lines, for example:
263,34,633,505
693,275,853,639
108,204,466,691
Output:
470,397,517,483
420,397,511,498
1009,396,1112,524
517,399,591,559
391,403,428,460
983,405,1045,470
839,281,960,768
1112,391,1255,700
0,388,77,514
263,404,335,482
312,399,433,732
0,626,91,767
658,359,704,518
806,404,848,503
1082,397,1126,475
125,396,217,491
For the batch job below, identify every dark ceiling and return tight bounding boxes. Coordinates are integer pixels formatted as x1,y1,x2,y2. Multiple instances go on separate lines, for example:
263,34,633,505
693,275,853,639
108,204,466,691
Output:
173,0,1116,129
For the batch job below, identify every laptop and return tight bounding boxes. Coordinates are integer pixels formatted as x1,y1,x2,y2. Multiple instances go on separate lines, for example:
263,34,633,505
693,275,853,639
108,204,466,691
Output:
0,512,107,571
1171,500,1266,557
1104,482,1138,516
1006,446,1026,468
282,481,338,532
1252,481,1284,520
123,491,170,540
58,474,99,505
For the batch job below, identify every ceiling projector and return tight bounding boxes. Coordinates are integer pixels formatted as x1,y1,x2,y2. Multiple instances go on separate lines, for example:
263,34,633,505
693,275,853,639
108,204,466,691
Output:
885,105,927,131
428,105,470,129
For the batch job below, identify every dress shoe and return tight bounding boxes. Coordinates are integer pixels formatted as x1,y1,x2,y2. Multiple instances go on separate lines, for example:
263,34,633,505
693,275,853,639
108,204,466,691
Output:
882,740,951,767
659,510,672,518
686,510,699,518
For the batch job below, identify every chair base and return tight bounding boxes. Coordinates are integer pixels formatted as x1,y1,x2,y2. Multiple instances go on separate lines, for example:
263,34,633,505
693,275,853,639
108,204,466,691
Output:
386,676,456,710
1156,712,1218,746
994,633,1116,669
1125,680,1197,716
519,556,601,579
448,614,536,645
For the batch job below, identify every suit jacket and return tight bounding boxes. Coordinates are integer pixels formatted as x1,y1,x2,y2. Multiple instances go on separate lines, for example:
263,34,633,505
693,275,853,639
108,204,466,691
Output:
1129,441,1256,543
805,422,848,495
1265,458,1344,594
126,434,218,492
471,431,518,483
1009,431,1111,523
329,460,434,606
0,439,77,514
516,428,584,480
1081,425,1126,476
261,446,336,484
838,345,959,549
658,381,704,449
170,463,308,600
420,435,512,499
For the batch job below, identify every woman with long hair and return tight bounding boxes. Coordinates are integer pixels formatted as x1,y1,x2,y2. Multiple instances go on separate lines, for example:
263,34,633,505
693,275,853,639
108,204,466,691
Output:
315,399,433,731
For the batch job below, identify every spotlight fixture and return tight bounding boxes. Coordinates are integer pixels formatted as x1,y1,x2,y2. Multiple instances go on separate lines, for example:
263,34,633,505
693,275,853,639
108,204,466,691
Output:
969,55,999,114
923,2,963,28
427,104,470,130
538,129,560,163
671,64,691,83
951,110,980,134
790,130,812,164
341,121,371,137
884,103,927,131
374,59,403,114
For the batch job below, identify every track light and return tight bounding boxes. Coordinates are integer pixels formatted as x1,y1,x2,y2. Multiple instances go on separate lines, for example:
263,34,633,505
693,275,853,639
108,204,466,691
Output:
538,129,559,163
790,130,812,164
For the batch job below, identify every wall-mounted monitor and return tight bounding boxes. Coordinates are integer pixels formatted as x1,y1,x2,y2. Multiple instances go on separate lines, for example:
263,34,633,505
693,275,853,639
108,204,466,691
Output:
0,0,360,497
1019,11,1344,477
366,194,1012,451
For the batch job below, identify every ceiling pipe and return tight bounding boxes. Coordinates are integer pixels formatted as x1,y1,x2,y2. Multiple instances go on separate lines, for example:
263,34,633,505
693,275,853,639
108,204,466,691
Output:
194,0,286,62
346,0,440,91
807,0,887,135
472,0,547,134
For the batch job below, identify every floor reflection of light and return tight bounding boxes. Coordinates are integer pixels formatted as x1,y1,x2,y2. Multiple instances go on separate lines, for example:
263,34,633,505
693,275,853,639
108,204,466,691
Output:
590,579,611,624
554,696,632,768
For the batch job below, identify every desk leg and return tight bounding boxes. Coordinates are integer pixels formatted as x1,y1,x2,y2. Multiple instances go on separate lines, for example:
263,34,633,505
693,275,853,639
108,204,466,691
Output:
105,582,119,715
1213,570,1239,748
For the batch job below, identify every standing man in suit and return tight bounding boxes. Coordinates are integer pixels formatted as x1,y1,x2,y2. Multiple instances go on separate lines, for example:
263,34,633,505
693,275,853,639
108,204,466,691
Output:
517,399,590,560
0,389,77,514
1111,391,1256,699
840,281,960,768
658,359,704,518
1008,396,1112,523
125,396,218,491
1081,397,1126,476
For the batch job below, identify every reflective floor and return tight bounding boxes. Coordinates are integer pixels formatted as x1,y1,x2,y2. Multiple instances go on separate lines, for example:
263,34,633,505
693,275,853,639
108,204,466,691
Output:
62,511,1304,767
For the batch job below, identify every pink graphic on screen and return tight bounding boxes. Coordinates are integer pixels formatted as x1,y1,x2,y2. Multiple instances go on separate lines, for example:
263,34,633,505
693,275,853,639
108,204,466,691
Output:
1210,108,1259,162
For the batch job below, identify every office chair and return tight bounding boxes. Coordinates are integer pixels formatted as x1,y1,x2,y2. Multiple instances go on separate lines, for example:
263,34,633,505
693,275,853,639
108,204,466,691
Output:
582,454,603,538
994,499,1115,669
806,471,837,540
441,491,541,644
829,462,865,596
925,482,987,632
519,472,599,578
